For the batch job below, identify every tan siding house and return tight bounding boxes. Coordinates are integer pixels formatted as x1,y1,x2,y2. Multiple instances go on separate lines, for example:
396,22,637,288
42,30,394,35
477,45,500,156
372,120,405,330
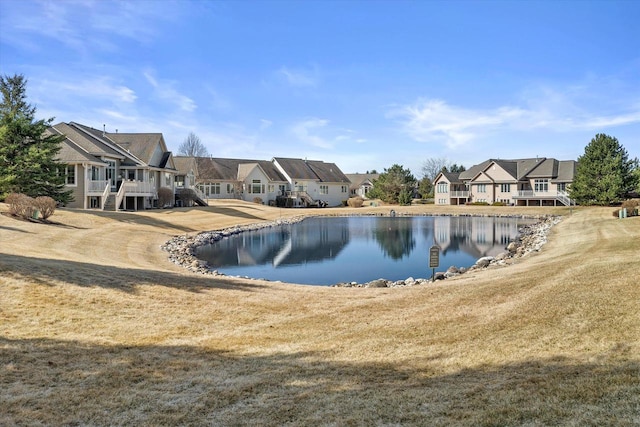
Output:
51,122,177,210
434,157,577,206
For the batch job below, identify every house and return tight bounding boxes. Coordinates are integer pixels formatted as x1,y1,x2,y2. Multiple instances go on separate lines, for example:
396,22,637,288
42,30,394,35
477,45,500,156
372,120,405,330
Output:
273,157,351,207
50,122,178,210
182,157,289,205
346,173,380,199
174,156,351,207
433,157,577,206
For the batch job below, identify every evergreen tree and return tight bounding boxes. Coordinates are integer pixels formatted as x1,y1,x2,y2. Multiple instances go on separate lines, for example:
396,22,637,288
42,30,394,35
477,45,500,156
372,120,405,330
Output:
417,176,433,199
0,74,72,203
449,163,466,173
570,133,638,205
367,164,416,205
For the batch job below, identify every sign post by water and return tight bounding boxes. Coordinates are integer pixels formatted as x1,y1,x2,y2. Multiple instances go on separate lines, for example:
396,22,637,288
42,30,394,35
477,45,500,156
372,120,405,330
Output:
429,245,440,282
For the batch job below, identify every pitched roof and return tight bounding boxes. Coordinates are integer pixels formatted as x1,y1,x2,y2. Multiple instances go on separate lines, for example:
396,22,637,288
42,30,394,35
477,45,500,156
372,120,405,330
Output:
194,157,287,182
345,173,380,189
441,171,462,183
53,134,107,164
274,157,350,183
52,122,123,158
555,160,577,182
306,160,350,183
107,132,166,166
461,157,577,182
173,156,198,176
459,159,492,181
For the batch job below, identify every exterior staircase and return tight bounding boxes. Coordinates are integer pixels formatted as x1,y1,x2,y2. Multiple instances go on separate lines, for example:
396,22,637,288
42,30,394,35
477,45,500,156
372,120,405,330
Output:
556,190,574,207
103,194,116,211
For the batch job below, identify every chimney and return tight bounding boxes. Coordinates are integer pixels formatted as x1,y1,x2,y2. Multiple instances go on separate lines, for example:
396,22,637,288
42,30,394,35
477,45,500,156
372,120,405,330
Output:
103,124,106,136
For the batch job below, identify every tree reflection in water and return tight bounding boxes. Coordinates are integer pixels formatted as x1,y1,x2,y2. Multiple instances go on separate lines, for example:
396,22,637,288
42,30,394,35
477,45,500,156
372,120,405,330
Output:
193,216,534,285
371,217,416,260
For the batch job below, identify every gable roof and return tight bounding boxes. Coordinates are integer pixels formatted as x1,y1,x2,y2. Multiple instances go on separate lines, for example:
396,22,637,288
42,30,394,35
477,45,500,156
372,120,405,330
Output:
555,160,577,182
459,159,492,181
437,171,462,184
274,157,350,183
194,157,287,182
52,133,108,165
107,132,167,167
173,156,198,176
461,157,577,183
345,173,379,189
51,122,124,159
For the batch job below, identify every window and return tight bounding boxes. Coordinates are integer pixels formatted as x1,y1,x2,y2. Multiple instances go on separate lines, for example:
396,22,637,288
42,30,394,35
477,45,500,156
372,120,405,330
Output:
252,180,261,194
558,183,567,192
211,183,220,194
165,174,171,186
534,179,549,192
500,184,511,193
227,183,234,193
65,165,76,185
477,184,486,193
341,185,348,193
320,185,329,195
437,182,448,193
268,184,275,193
175,176,185,187
91,166,101,180
106,160,116,188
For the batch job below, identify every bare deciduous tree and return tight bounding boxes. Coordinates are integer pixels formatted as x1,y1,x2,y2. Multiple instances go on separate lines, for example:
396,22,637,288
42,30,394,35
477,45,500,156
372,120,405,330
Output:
178,132,208,157
421,157,451,181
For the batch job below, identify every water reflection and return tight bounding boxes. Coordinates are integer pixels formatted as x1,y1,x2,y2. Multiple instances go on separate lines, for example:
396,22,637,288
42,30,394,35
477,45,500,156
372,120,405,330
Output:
371,217,416,259
194,216,533,285
431,216,523,259
195,217,351,267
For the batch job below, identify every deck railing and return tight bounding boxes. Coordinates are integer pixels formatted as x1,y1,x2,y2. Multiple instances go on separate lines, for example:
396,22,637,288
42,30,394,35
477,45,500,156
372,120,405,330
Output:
514,189,574,206
451,191,469,198
88,180,109,193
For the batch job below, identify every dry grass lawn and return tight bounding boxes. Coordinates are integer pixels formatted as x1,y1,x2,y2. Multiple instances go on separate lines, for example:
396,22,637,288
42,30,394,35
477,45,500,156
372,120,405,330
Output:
1,201,639,426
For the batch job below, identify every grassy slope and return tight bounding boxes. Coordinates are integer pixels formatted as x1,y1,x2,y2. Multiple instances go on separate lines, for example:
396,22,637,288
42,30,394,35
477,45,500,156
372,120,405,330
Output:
1,201,639,426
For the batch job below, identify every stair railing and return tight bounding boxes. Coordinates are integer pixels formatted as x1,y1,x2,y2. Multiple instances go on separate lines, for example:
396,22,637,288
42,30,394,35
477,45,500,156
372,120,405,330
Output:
101,183,110,210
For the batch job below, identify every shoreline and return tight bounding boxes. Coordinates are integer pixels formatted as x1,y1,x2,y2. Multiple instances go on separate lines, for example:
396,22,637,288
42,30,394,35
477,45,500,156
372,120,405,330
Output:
161,213,562,287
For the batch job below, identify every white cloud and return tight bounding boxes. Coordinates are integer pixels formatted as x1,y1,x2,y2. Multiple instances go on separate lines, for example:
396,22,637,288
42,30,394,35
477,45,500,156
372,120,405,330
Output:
0,0,179,54
279,66,319,87
392,87,640,148
144,71,196,112
259,119,273,130
290,118,333,149
391,99,525,148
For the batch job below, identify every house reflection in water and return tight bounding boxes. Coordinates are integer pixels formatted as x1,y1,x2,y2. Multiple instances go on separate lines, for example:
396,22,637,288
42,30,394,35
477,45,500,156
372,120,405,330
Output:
195,217,351,268
431,216,525,259
193,216,532,285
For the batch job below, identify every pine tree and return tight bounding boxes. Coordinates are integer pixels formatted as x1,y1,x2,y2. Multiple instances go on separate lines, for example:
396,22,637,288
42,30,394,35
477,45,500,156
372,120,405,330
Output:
0,74,72,203
367,164,416,205
570,133,638,205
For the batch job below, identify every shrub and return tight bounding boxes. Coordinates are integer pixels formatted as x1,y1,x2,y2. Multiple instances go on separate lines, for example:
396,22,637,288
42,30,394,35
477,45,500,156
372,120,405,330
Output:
468,201,490,206
492,201,507,206
253,197,263,204
34,196,57,220
157,187,173,208
6,193,36,219
176,188,196,207
621,199,639,216
347,196,364,208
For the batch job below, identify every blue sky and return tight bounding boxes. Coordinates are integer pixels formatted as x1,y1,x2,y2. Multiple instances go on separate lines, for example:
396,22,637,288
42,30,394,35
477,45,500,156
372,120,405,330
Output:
1,0,639,176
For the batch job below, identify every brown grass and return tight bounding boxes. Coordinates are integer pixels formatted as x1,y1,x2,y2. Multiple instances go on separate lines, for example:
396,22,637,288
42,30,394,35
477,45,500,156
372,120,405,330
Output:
1,201,639,426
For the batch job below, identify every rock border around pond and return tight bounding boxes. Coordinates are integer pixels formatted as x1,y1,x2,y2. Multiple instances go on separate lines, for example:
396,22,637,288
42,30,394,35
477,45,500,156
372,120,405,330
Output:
161,213,562,288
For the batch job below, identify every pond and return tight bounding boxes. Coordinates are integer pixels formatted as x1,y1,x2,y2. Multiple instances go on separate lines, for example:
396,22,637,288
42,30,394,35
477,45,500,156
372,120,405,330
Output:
193,216,536,286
